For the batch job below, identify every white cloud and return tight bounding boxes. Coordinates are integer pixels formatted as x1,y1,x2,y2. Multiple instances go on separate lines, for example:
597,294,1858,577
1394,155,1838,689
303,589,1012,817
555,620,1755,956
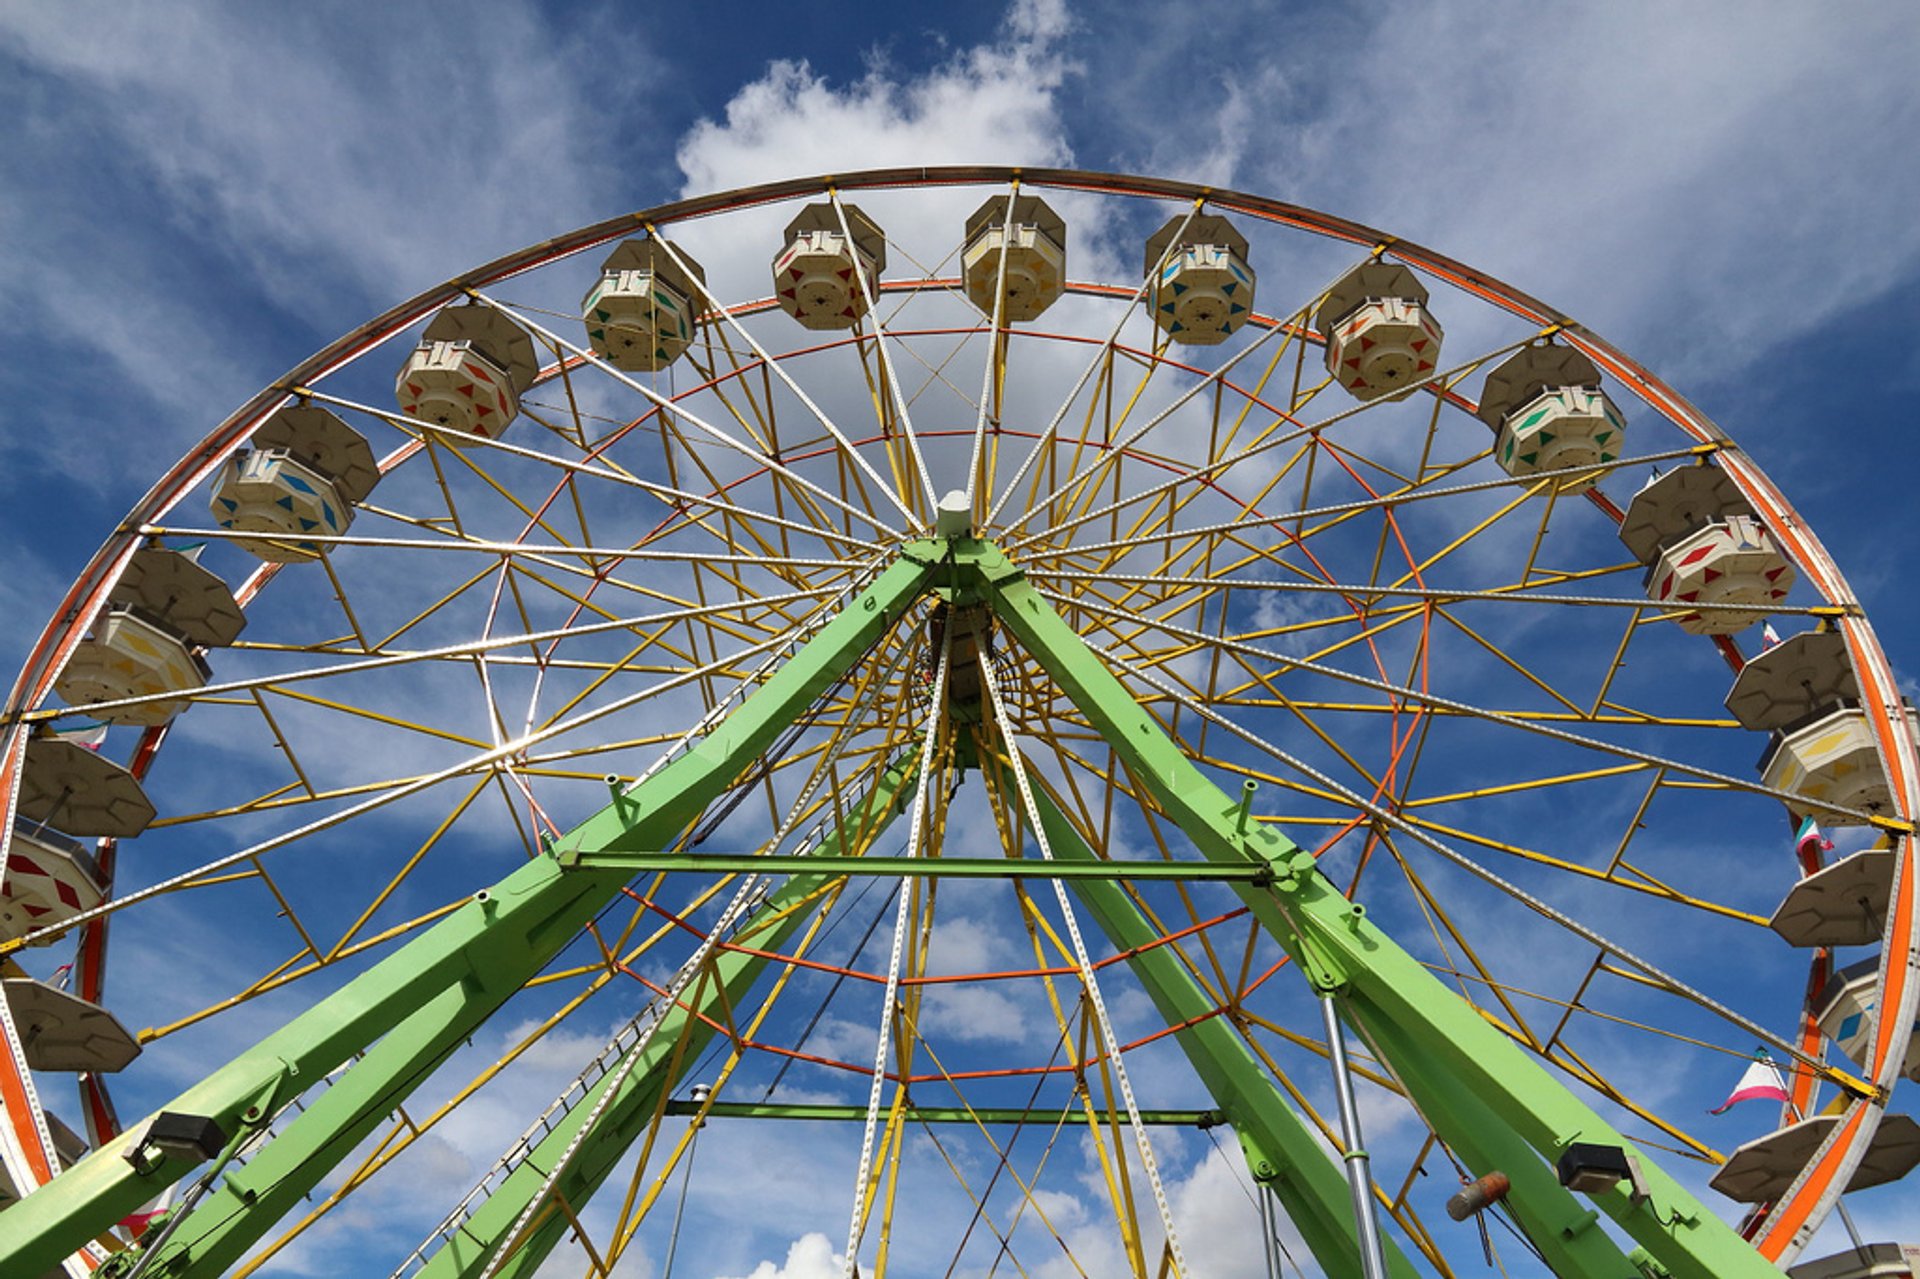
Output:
675,3,1073,197
1116,1,1920,387
716,1230,847,1279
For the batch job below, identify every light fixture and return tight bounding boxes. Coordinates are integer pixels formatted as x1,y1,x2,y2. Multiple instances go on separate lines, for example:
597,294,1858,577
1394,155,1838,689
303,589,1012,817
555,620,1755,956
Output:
1556,1142,1647,1198
124,1111,228,1174
689,1082,712,1105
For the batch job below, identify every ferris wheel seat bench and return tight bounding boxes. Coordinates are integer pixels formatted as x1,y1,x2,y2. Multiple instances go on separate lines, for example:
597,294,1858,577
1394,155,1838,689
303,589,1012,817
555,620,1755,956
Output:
395,304,537,438
211,449,351,561
1771,846,1898,946
1760,704,1915,823
1316,262,1442,401
0,820,104,943
52,607,210,726
209,405,378,563
1642,514,1794,634
1491,385,1626,490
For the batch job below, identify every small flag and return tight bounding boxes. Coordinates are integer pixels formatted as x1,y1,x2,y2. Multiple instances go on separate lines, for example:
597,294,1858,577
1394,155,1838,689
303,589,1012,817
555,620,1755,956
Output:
119,1207,169,1239
1761,623,1783,650
174,541,207,565
1709,1054,1791,1114
1796,814,1833,859
50,963,73,992
51,720,109,751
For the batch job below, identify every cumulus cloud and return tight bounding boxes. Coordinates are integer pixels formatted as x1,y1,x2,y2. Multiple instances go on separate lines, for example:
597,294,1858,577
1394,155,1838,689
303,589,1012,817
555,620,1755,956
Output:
1096,1,1920,385
675,0,1074,195
717,1231,849,1279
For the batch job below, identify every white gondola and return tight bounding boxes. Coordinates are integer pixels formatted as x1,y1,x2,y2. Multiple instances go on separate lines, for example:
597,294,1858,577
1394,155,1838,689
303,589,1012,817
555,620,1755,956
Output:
1789,1242,1920,1279
52,546,242,726
210,405,380,561
2,977,140,1074
961,195,1065,322
0,821,105,944
1710,1113,1920,1203
1761,705,1916,824
1772,847,1897,947
1315,262,1443,401
1477,346,1625,491
1726,631,1858,730
51,608,209,726
1816,954,1920,1082
395,305,538,437
772,203,885,331
582,238,706,371
1143,214,1255,345
1619,464,1795,635
18,736,154,838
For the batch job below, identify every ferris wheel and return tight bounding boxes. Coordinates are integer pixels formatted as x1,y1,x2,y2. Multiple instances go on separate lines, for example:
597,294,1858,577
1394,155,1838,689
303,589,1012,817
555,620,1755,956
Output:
0,166,1915,1279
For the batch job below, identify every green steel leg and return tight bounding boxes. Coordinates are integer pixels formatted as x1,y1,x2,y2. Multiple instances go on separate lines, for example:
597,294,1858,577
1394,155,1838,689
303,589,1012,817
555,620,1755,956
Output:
968,538,1781,1279
415,760,914,1279
1354,1005,1663,1278
1023,775,1422,1279
0,555,935,1277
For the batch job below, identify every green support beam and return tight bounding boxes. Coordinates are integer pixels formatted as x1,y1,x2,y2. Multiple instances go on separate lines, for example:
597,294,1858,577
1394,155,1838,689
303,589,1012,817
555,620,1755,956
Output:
968,537,1781,1279
1022,775,1423,1279
563,851,1270,882
661,1101,1227,1126
0,554,936,1278
1,538,1789,1279
412,763,914,1279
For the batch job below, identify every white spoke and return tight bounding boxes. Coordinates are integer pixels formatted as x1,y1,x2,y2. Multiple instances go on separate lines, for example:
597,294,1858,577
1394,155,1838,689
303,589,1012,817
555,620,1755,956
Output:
978,634,1189,1278
982,201,1206,529
470,289,903,539
830,188,940,513
639,234,918,527
843,612,949,1277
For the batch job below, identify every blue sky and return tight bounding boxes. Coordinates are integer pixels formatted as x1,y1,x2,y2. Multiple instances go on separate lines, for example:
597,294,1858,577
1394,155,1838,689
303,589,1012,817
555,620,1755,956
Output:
4,3,1920,1277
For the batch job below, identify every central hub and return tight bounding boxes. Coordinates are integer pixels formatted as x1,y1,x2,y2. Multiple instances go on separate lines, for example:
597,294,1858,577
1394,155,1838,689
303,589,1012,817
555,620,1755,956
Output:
925,599,997,724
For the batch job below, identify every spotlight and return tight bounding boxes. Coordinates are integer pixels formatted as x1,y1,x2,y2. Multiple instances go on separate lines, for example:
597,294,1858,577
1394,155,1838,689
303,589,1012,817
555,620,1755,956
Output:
689,1082,712,1105
124,1111,228,1174
1555,1142,1648,1202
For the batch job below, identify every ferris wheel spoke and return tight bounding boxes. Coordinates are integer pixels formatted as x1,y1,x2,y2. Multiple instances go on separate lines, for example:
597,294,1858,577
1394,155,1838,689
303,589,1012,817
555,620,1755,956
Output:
304,385,892,559
676,332,895,557
1018,430,1697,572
5,614,839,964
827,189,940,516
995,245,1421,544
468,288,907,541
1004,332,1542,557
1056,586,1872,819
634,234,918,529
20,583,843,728
963,189,1020,514
1079,636,1860,1089
984,204,1210,533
